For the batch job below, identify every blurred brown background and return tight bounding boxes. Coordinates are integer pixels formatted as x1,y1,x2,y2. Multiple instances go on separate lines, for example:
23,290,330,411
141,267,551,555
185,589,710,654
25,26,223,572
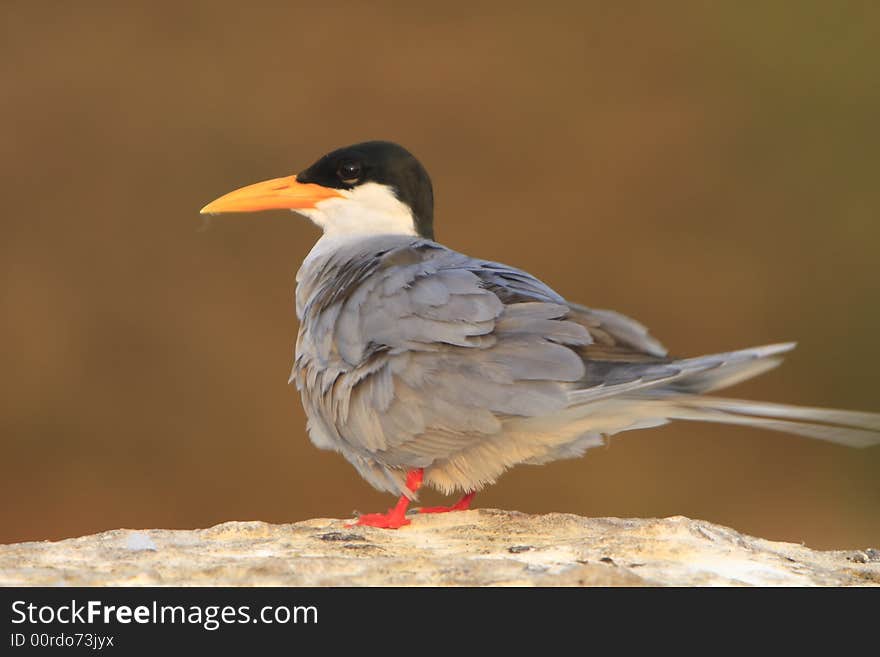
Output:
2,2,878,550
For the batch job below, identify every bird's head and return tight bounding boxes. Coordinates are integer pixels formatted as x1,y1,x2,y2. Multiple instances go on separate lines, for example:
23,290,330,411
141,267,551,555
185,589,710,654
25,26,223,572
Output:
200,141,434,240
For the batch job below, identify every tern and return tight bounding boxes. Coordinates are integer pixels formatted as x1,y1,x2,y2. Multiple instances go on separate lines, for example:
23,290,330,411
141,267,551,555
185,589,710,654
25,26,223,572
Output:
201,141,880,529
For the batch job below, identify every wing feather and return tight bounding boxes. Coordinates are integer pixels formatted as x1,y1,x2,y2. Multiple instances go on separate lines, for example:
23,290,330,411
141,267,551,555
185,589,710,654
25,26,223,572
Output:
294,238,600,482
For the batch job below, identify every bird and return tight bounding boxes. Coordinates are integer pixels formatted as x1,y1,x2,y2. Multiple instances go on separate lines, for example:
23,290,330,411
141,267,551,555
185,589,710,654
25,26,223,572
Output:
201,140,880,529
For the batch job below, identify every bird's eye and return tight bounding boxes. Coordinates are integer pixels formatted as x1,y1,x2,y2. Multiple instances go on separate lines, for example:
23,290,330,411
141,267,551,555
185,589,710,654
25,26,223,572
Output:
337,161,362,185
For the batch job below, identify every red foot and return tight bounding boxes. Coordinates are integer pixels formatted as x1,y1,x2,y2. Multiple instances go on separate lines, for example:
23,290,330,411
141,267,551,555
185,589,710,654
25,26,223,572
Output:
346,468,424,530
418,492,476,514
351,510,411,529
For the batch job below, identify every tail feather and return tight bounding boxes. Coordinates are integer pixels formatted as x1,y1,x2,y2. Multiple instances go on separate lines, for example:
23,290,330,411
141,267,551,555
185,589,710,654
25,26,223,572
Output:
569,342,798,405
663,357,784,394
664,397,880,448
663,342,797,394
678,397,880,431
572,342,880,449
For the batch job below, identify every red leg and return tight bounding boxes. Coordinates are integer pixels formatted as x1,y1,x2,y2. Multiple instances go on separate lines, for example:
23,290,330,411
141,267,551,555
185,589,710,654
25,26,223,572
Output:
348,469,423,529
418,491,476,515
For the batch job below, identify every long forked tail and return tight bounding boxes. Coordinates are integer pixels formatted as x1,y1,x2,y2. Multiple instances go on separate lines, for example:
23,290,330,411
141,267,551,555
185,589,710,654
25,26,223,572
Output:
573,341,880,448
658,342,880,447
663,396,880,448
569,342,880,447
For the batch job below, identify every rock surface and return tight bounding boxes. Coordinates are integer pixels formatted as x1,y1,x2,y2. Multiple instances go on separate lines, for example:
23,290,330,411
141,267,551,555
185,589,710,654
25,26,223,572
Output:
1,510,877,586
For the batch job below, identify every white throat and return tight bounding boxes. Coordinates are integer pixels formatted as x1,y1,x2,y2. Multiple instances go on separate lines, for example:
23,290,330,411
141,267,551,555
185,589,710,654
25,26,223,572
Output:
298,182,416,238
298,182,418,263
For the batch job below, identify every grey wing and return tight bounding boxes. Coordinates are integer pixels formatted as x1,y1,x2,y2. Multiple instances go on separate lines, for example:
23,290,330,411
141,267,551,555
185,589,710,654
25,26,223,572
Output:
294,240,683,496
476,260,668,360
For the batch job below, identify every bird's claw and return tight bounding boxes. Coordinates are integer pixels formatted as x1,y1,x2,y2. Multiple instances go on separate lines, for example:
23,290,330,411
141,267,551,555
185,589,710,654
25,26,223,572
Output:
346,511,411,529
417,492,476,514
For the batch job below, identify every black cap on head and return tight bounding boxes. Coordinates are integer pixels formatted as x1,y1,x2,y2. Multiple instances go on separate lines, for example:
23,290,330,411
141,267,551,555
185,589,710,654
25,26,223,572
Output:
295,141,435,239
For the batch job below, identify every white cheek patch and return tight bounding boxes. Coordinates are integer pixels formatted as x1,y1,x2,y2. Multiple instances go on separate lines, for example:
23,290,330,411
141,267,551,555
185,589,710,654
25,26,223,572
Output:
301,182,417,238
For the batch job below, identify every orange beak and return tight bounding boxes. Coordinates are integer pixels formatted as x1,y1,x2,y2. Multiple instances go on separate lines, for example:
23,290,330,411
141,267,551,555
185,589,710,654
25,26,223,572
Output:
199,175,343,215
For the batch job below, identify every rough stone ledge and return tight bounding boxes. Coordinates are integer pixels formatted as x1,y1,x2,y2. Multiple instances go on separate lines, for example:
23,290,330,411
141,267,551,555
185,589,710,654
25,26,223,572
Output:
1,510,877,586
